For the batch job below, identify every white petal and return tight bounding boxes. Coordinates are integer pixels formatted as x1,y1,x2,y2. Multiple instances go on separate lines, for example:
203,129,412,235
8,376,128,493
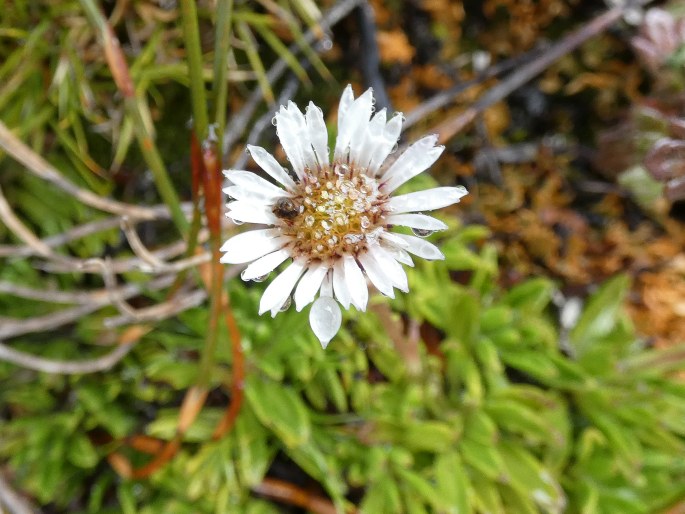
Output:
357,250,395,298
355,108,387,170
380,230,410,249
388,186,468,214
381,135,444,192
294,262,328,312
320,271,333,297
368,113,403,175
346,89,375,164
306,101,329,167
385,213,448,231
384,245,414,267
259,260,306,315
335,85,355,148
275,102,317,179
335,88,374,162
224,169,289,200
226,201,278,225
309,296,342,349
220,229,287,263
368,244,408,293
390,233,444,261
247,145,296,191
332,259,351,309
223,185,279,204
241,249,290,281
343,254,368,311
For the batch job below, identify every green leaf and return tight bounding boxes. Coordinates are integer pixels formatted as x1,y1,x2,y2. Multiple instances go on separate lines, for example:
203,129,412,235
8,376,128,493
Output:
287,442,346,509
502,278,554,313
245,376,311,447
435,451,472,514
236,21,274,103
401,420,458,453
480,306,514,333
485,398,551,443
234,411,274,487
464,410,498,446
67,433,98,469
76,384,134,438
117,483,138,514
498,441,566,513
360,475,402,514
460,439,506,481
319,364,348,412
498,349,560,383
395,467,439,510
470,472,505,514
570,275,630,356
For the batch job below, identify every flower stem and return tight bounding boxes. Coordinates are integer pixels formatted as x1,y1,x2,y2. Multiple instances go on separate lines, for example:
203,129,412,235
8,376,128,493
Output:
212,0,235,153
179,0,209,142
196,138,225,389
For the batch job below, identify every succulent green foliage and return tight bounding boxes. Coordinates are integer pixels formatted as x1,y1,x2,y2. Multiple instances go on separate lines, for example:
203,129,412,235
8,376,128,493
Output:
2,221,685,513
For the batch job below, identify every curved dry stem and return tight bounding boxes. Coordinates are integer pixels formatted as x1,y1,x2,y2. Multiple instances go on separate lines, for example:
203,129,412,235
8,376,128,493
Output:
0,471,36,514
0,121,157,220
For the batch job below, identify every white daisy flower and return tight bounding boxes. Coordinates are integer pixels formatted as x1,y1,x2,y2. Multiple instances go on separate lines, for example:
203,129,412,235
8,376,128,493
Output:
220,85,468,348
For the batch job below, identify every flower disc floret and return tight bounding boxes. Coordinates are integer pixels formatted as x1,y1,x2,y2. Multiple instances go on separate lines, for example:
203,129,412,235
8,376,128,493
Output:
279,163,387,261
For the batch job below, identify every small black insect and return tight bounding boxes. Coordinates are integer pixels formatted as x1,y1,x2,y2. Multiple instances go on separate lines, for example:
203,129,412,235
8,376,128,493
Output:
272,197,301,220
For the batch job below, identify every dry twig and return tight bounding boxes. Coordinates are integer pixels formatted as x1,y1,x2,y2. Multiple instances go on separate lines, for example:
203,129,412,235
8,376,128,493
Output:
0,121,157,220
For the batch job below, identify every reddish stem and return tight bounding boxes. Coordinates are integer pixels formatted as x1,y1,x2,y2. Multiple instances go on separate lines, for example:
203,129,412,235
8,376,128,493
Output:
253,478,354,514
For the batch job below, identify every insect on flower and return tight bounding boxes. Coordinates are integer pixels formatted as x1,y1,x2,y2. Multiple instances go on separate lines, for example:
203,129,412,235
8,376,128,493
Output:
220,85,468,348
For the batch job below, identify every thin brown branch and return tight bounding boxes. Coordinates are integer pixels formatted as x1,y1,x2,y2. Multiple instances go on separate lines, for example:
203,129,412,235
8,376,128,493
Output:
0,184,55,259
403,43,548,129
120,218,167,268
253,477,351,514
0,336,136,374
125,385,209,478
211,297,245,439
0,264,243,340
103,287,207,328
38,239,206,274
0,282,100,304
0,203,192,258
0,274,176,340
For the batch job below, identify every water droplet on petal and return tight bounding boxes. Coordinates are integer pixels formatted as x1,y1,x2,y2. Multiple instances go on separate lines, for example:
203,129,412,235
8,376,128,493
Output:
271,116,278,126
241,270,269,282
390,143,399,154
279,295,292,312
412,228,436,238
309,296,342,349
231,218,245,225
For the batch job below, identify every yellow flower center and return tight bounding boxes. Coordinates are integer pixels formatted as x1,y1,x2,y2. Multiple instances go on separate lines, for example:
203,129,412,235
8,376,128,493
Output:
275,163,387,261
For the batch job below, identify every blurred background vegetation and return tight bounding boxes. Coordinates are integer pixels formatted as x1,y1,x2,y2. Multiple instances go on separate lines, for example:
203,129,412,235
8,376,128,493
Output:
1,0,685,512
